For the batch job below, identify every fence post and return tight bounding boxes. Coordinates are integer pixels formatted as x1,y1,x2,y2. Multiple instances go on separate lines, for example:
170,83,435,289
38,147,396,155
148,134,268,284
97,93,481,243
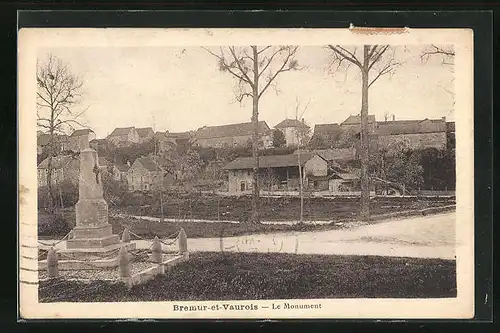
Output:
151,236,162,263
47,247,59,278
178,228,188,254
118,245,130,278
121,228,131,243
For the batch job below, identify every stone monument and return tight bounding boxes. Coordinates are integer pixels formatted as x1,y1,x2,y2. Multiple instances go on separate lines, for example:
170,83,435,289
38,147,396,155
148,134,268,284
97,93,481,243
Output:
60,137,136,261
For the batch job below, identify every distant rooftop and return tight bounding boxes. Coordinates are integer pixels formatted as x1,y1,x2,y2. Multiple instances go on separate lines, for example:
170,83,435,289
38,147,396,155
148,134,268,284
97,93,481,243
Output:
71,129,95,137
376,118,447,135
341,115,376,125
196,121,270,140
275,119,309,129
224,152,318,170
136,127,154,138
109,127,135,137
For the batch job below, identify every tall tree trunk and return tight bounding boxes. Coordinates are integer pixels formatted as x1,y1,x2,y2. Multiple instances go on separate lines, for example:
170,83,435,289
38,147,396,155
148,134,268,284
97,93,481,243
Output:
46,131,55,214
359,46,371,220
250,46,260,224
297,145,304,223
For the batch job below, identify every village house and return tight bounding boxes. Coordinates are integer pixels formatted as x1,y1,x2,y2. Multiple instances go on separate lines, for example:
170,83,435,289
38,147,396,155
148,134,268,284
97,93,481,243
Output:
311,115,450,156
66,129,96,152
376,117,448,152
165,131,196,152
111,162,130,183
224,153,316,192
310,148,357,164
107,127,140,146
37,155,80,187
37,133,71,155
136,127,155,143
195,121,273,149
126,156,175,192
298,149,360,192
275,118,310,147
37,154,112,187
309,123,343,149
90,138,109,152
223,152,361,194
340,114,377,133
153,131,178,154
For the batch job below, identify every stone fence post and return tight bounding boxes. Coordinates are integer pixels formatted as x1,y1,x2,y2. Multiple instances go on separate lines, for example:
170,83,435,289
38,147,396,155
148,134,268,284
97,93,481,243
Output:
121,228,131,243
118,246,130,278
178,228,188,254
47,247,59,278
151,236,162,263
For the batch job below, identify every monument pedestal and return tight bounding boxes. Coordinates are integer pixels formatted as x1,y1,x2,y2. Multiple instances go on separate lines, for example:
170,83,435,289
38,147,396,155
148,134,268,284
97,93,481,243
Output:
49,147,136,269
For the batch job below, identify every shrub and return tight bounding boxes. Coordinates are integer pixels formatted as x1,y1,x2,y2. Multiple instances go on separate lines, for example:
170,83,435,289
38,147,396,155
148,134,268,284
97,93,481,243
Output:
38,211,72,237
38,180,78,209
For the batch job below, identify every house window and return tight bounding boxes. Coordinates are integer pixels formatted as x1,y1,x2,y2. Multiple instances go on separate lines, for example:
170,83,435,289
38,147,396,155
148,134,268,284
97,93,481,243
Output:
240,181,246,191
247,170,251,176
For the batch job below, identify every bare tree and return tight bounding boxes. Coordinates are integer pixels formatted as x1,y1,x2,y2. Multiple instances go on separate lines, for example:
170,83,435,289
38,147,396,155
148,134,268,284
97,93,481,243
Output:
203,45,300,223
37,54,86,213
327,45,401,220
421,45,455,65
421,45,455,107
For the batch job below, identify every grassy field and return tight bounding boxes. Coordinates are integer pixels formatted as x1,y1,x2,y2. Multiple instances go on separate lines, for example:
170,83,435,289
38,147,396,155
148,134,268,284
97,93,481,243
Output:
123,193,455,222
39,252,457,302
38,195,455,239
38,211,345,240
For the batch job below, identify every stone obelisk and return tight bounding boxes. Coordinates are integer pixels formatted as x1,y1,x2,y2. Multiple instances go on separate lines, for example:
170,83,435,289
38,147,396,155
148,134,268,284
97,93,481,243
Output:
65,138,133,255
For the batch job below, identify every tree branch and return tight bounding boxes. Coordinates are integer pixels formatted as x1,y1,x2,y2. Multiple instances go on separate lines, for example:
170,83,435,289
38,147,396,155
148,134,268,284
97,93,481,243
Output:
327,45,362,69
368,58,401,88
202,46,253,86
228,46,254,87
257,46,272,55
257,47,286,79
421,45,455,63
259,46,298,98
368,45,390,71
36,92,52,107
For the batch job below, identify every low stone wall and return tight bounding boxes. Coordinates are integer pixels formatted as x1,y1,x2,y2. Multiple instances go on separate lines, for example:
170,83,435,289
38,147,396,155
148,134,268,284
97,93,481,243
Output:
120,253,190,289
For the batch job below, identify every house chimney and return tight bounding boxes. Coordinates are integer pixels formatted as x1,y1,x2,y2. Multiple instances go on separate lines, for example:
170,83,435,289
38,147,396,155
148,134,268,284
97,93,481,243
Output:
302,118,304,123
442,116,446,121
392,115,395,121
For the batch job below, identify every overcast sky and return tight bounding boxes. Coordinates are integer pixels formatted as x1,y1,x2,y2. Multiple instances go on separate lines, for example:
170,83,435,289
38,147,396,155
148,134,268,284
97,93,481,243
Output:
38,45,454,139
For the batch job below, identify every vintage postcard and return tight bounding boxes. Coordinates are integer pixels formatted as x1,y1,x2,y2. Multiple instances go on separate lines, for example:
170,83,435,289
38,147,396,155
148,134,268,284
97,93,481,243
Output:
18,28,474,319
